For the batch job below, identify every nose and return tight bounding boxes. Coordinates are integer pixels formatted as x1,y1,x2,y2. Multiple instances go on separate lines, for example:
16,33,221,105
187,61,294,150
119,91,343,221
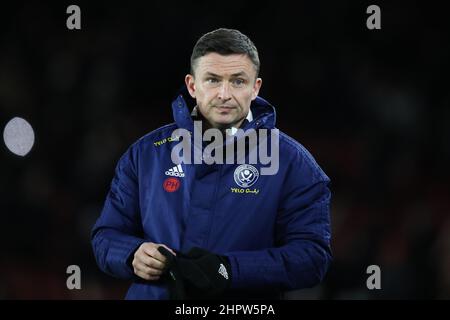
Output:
218,82,231,101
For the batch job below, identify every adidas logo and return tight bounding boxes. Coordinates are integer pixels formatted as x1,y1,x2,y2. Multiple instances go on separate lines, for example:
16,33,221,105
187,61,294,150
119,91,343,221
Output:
218,263,229,280
165,164,185,177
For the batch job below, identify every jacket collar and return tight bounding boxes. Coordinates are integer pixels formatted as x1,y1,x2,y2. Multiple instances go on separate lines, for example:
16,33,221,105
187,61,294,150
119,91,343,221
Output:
171,86,277,132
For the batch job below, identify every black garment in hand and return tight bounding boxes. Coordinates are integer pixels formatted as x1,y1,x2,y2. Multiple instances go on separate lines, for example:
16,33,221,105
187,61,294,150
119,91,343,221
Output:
157,247,187,300
158,246,231,300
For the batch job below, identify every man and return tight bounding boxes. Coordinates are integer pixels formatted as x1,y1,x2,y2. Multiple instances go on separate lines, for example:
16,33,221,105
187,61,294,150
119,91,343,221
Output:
91,28,332,299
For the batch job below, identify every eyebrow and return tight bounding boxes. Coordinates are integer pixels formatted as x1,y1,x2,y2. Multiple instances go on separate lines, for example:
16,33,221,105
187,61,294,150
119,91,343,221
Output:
204,71,248,78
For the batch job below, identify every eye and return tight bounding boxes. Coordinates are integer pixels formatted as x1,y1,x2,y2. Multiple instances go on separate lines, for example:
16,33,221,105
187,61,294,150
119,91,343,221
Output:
206,78,219,84
232,78,246,86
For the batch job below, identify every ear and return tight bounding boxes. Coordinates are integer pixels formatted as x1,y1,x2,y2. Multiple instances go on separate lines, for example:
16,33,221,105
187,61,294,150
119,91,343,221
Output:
185,74,196,98
251,78,262,100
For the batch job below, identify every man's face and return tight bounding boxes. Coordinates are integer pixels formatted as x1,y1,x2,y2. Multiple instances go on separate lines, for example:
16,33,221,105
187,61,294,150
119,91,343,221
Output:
185,53,262,130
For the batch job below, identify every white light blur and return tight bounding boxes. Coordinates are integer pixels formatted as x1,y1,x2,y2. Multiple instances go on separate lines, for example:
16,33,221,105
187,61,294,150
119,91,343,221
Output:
3,117,35,156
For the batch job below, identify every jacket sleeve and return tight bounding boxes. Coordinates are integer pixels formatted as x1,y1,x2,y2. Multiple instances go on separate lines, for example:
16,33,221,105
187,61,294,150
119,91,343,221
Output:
91,146,145,280
226,149,332,291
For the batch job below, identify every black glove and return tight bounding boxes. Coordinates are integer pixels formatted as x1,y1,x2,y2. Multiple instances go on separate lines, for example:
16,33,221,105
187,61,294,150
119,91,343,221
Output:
158,246,232,299
157,247,187,300
179,247,232,298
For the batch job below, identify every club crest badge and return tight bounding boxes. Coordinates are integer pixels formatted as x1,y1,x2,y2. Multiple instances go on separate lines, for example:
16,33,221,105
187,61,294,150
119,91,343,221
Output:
233,164,259,188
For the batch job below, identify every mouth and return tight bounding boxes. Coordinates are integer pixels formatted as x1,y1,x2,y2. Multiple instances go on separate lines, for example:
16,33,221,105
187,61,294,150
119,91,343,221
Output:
215,105,236,111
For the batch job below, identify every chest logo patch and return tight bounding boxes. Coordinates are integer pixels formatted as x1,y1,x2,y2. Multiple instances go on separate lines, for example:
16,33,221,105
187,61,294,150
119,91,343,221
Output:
163,177,180,192
234,164,259,188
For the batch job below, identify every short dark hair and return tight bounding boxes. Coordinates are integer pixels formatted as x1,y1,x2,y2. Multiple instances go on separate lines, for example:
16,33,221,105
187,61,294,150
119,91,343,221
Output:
190,28,260,77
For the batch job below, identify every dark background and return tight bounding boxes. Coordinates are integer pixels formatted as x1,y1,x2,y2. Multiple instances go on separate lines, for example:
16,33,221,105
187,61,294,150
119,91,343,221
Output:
1,1,449,299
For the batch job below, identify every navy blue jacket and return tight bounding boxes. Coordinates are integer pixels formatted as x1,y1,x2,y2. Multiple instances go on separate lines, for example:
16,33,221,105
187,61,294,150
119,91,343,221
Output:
91,93,332,299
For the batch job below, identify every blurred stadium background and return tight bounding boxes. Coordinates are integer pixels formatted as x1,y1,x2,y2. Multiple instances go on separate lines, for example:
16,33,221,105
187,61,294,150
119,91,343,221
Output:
1,1,449,299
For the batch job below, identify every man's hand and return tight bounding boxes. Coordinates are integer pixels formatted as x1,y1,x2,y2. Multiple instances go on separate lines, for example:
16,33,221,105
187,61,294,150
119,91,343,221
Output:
132,242,176,281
